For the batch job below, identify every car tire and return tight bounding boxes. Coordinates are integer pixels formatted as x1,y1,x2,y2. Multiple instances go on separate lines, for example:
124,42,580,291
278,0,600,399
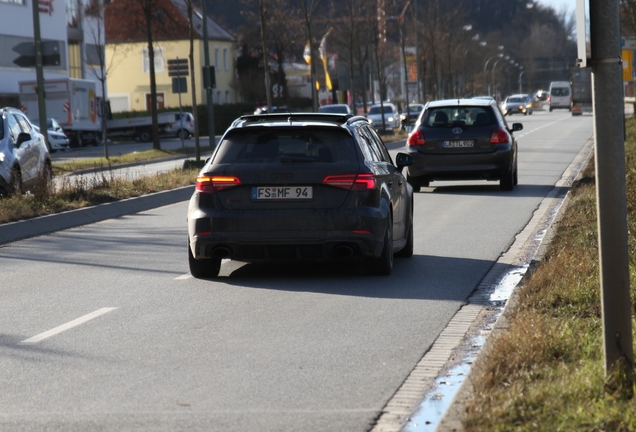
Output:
500,168,514,191
549,106,553,112
9,167,22,196
366,217,393,276
139,129,152,142
188,239,222,278
178,129,189,140
395,211,413,258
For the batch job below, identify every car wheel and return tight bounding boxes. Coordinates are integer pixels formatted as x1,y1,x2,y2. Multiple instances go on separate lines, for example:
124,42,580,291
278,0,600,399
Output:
500,168,514,191
406,173,420,192
9,167,22,196
139,130,152,142
395,210,413,258
178,129,189,140
549,106,553,112
366,217,393,276
188,239,222,278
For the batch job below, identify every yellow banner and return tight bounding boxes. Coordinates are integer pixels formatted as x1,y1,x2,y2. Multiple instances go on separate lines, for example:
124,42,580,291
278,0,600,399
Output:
623,49,633,81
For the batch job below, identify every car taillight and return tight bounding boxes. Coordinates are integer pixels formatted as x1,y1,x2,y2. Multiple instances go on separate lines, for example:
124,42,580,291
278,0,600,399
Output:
490,129,510,144
196,175,241,193
322,173,376,191
407,129,425,146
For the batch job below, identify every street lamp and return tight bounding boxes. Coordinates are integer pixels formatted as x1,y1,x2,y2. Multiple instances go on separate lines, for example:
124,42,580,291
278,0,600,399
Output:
491,56,512,98
484,53,503,95
519,68,526,94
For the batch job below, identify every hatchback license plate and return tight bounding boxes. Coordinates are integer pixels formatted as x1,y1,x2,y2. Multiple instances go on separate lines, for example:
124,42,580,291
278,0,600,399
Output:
443,140,474,148
252,186,313,200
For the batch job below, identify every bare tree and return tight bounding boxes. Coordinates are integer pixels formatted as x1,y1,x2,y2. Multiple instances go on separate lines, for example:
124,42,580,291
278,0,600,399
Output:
300,0,323,111
83,0,129,159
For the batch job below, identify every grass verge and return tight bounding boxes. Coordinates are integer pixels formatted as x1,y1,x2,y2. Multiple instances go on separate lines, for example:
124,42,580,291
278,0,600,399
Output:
462,117,636,430
52,146,214,175
0,167,199,225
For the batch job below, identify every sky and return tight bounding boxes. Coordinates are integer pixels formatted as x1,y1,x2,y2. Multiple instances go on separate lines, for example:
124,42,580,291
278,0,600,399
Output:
535,0,576,14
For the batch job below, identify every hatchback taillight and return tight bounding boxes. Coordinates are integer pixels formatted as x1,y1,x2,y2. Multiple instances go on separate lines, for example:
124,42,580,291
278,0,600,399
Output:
407,129,425,146
196,175,241,193
490,129,510,144
322,174,376,191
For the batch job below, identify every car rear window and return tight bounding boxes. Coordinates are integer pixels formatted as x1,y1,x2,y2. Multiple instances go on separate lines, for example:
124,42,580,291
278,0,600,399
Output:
507,97,524,103
214,127,358,164
551,87,570,96
319,105,348,114
422,106,495,128
368,106,394,115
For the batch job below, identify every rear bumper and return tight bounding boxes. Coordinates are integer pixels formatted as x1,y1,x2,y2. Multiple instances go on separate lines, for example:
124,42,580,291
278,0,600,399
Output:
407,145,514,181
188,203,387,262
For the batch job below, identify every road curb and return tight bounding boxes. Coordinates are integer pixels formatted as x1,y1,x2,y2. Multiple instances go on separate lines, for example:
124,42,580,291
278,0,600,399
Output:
434,137,595,431
0,185,194,246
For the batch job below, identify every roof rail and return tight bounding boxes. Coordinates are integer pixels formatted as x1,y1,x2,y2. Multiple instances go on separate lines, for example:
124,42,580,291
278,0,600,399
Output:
239,112,353,124
346,116,371,125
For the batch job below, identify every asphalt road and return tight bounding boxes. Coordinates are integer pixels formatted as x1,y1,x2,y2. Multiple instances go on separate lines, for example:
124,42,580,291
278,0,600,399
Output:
0,110,594,431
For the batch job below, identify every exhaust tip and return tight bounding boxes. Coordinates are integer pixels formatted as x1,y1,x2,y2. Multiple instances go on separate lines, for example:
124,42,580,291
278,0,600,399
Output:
333,245,354,258
211,246,232,259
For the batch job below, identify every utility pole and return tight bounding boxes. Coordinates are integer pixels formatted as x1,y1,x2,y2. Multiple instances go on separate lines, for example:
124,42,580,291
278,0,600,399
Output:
202,0,215,157
32,0,49,152
590,0,634,394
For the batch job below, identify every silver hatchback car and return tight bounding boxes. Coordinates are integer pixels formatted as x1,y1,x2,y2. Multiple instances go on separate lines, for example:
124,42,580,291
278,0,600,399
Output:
0,107,52,196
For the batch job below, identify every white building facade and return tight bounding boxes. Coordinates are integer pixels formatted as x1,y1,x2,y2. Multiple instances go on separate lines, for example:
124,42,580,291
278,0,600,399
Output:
0,0,104,108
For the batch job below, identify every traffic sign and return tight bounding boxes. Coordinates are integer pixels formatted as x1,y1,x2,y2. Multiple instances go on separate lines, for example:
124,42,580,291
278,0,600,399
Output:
168,58,189,77
172,77,187,93
12,40,60,67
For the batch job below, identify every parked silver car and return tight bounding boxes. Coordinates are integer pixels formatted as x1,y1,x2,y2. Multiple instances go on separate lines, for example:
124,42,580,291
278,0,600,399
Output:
0,107,52,196
32,118,70,152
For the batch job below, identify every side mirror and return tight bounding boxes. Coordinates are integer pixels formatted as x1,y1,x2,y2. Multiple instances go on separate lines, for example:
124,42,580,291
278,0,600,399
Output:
16,132,31,147
511,123,523,132
396,152,414,170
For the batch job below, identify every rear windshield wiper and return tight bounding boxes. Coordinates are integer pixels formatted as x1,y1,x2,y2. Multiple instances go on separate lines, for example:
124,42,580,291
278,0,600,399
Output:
279,156,316,163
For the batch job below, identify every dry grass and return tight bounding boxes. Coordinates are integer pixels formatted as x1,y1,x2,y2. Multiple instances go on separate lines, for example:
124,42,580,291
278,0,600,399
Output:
463,118,636,431
0,167,199,225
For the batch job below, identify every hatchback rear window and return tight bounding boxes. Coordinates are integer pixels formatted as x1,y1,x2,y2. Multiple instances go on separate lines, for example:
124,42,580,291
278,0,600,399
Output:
214,127,358,164
551,87,570,96
422,106,495,128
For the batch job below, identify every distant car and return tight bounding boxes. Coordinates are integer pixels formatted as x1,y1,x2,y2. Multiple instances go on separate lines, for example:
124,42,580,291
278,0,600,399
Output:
405,98,522,191
472,95,496,101
253,106,298,115
548,81,571,111
400,103,425,127
186,112,414,278
32,118,70,152
168,112,194,139
0,107,52,196
501,95,530,116
366,103,400,132
536,90,549,101
318,104,352,115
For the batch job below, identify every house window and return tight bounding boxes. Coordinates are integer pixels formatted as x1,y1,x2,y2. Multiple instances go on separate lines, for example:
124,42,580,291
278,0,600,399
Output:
216,90,221,104
214,47,219,69
68,41,83,78
143,47,164,73
223,48,228,71
66,0,80,27
85,44,103,66
225,90,230,103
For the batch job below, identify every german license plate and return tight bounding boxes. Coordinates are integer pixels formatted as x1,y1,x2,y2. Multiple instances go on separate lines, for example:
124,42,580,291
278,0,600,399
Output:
442,140,474,148
252,186,313,200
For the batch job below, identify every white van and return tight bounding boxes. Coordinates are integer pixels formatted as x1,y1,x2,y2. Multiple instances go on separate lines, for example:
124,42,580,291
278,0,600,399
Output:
548,81,571,112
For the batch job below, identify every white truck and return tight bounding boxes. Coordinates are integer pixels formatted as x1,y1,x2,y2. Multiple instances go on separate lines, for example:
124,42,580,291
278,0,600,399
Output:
20,78,101,148
21,78,193,144
106,112,188,142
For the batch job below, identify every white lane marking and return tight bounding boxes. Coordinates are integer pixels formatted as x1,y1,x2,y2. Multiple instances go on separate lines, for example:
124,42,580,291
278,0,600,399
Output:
175,274,192,280
20,307,118,344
